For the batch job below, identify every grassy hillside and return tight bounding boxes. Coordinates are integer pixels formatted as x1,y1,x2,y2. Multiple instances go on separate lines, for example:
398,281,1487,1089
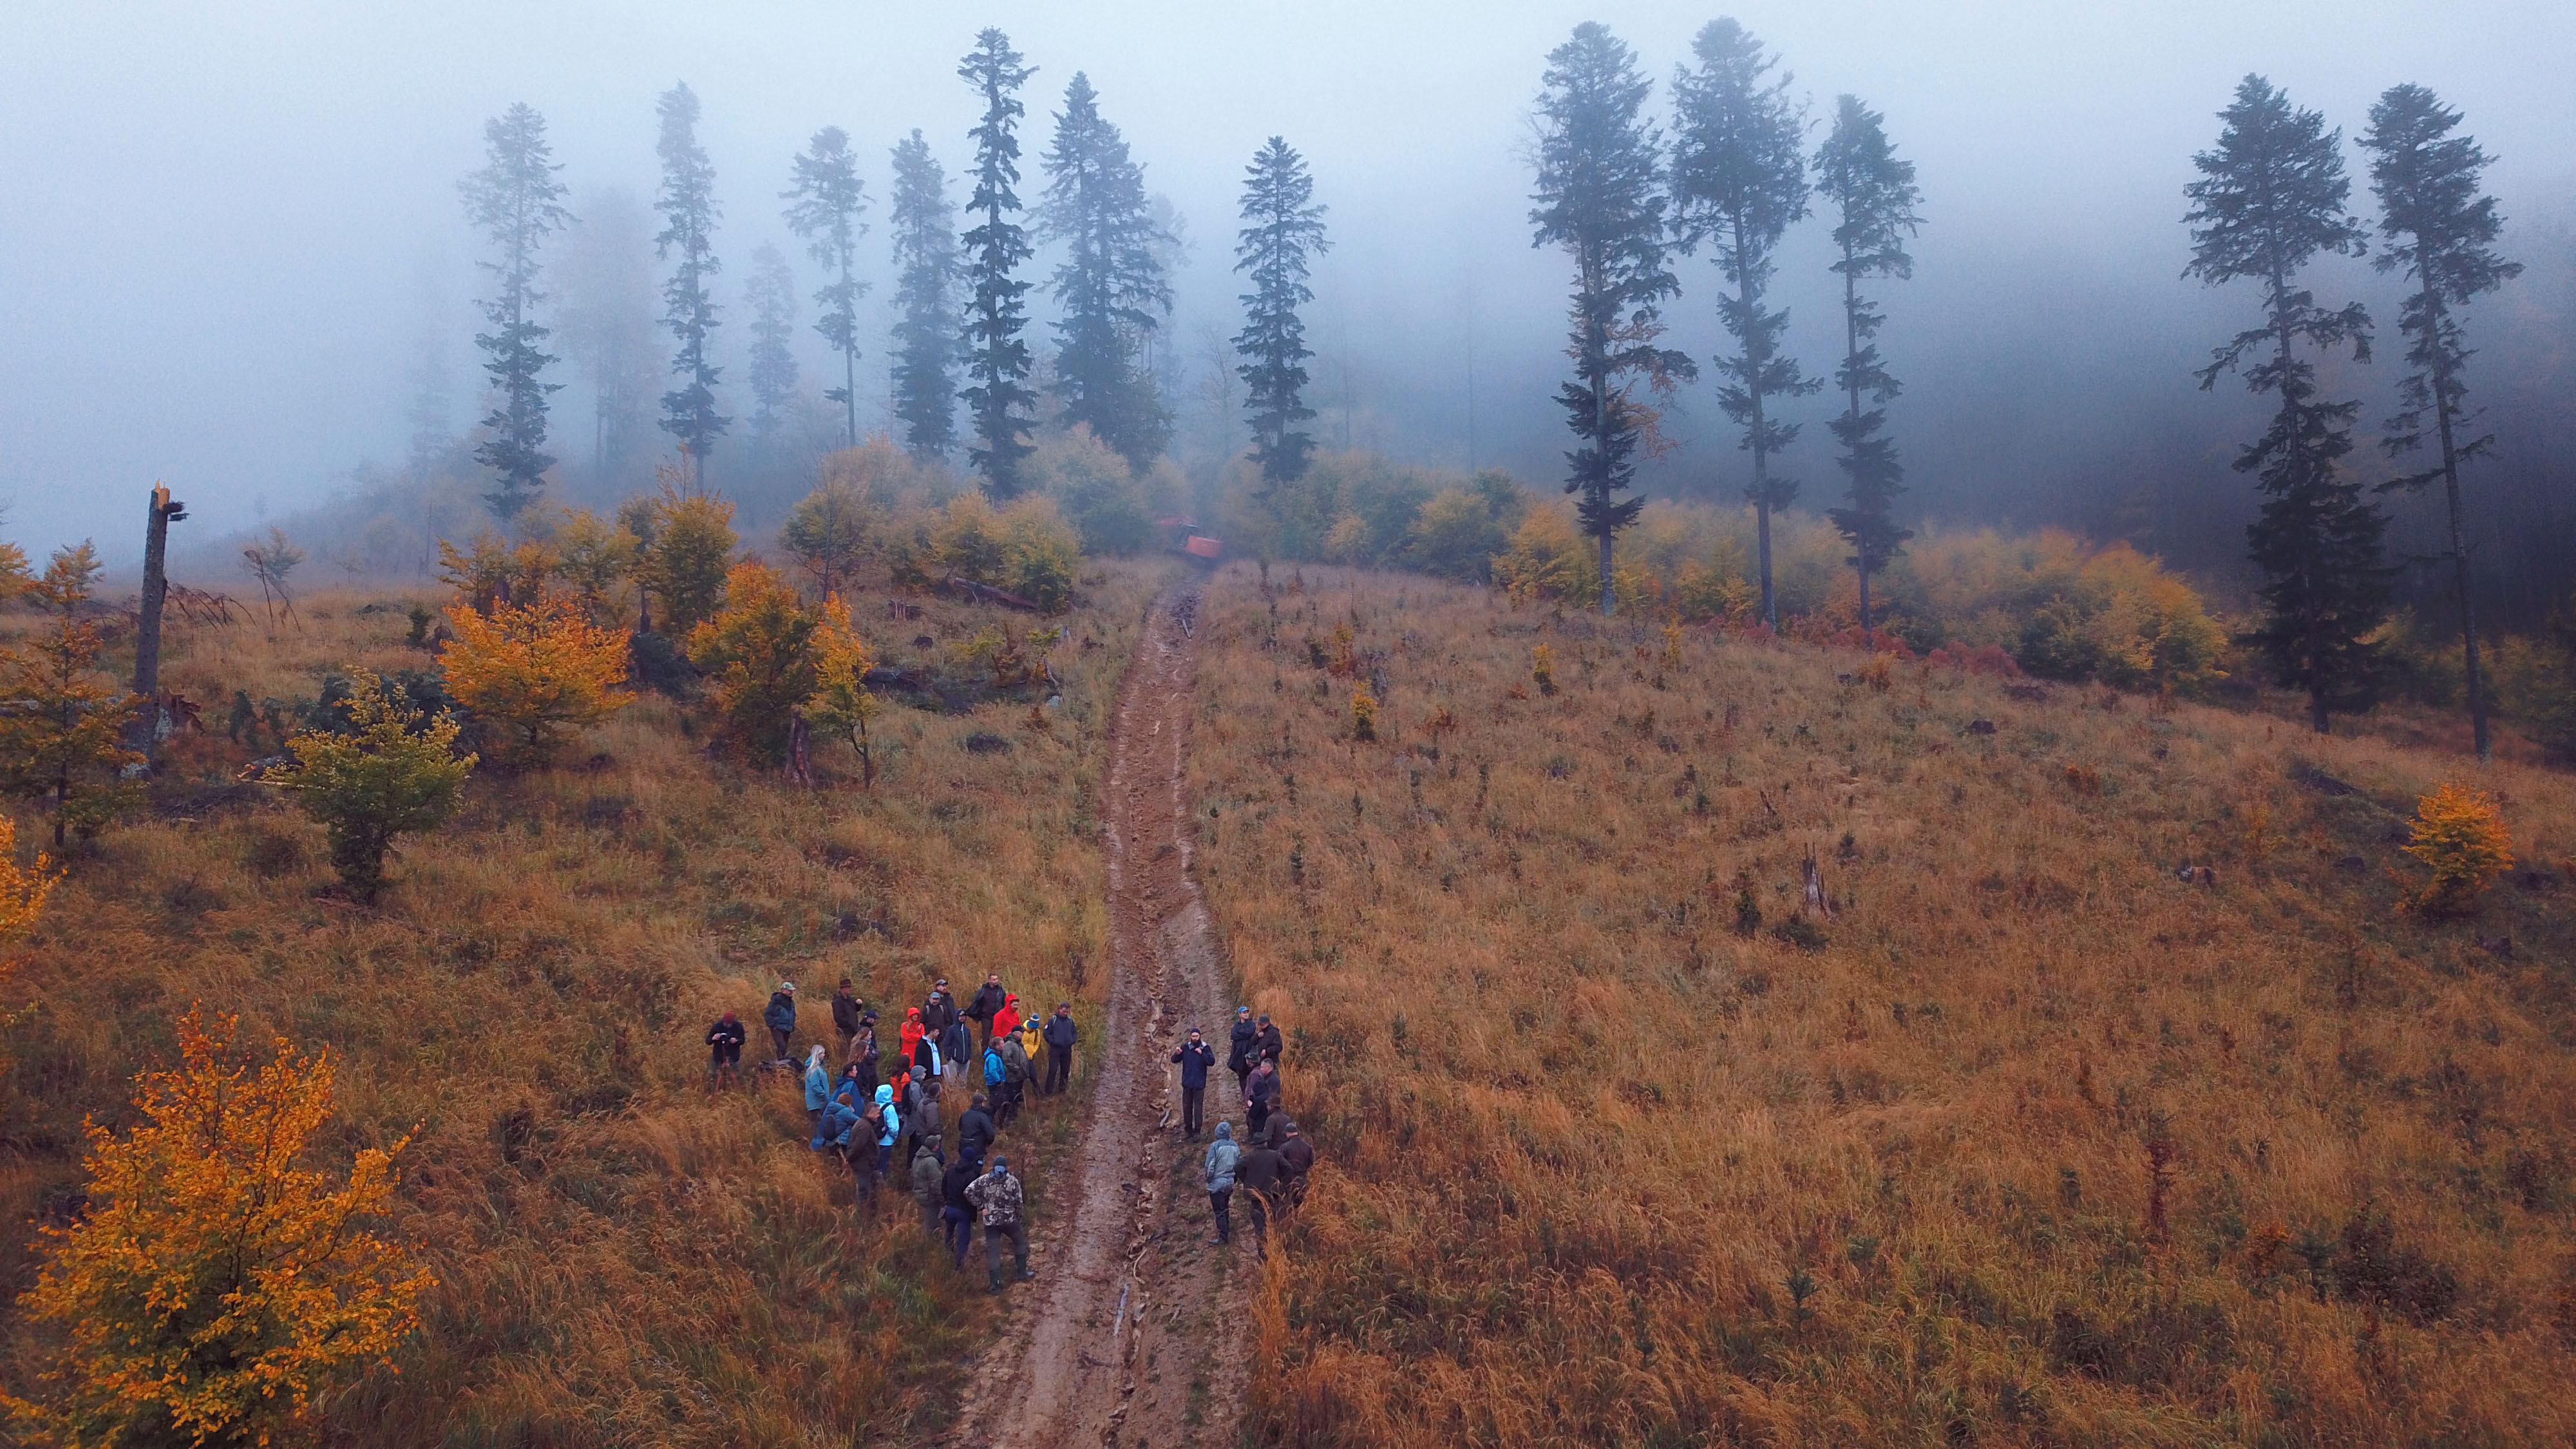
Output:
1191,564,2576,1448
0,561,1170,1444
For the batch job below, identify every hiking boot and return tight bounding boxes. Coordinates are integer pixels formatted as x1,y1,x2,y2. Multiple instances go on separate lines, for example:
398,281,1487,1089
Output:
1017,1269,1037,1282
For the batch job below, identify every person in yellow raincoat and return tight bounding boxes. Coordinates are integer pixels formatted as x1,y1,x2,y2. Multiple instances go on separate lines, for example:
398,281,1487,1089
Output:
1018,1014,1046,1091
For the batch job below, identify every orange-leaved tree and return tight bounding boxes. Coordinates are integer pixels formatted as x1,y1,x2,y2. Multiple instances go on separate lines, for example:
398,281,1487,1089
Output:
2402,781,2514,916
9,1011,430,1448
440,592,635,766
0,813,59,987
686,561,817,767
804,593,880,786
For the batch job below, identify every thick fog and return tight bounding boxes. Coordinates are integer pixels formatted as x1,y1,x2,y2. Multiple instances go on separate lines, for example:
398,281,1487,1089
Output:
6,0,2573,611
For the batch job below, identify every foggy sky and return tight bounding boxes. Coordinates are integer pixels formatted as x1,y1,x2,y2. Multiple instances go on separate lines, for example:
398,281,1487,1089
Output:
5,0,2572,582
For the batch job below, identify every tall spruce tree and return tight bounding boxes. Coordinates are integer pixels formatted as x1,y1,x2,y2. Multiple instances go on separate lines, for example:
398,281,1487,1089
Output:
555,189,661,488
782,126,869,450
1039,73,1174,469
1233,136,1330,489
2363,84,2522,762
2186,74,2389,734
743,243,799,459
459,103,573,526
1815,95,1922,634
654,82,728,482
956,30,1039,497
1530,23,1694,618
1672,18,1819,629
889,130,961,460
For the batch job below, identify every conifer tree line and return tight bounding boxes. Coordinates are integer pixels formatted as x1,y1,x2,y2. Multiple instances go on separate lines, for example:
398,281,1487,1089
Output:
435,23,2524,746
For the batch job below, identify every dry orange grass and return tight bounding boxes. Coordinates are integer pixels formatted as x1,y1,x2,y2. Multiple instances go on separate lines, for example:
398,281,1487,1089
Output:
1191,563,2576,1448
0,562,1169,1444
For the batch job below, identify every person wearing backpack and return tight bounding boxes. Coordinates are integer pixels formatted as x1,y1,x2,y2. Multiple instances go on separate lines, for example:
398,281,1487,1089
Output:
1172,1028,1217,1139
997,1030,1032,1127
982,1041,1012,1128
871,1083,902,1197
1202,1121,1240,1245
1277,1117,1316,1214
825,1087,864,1197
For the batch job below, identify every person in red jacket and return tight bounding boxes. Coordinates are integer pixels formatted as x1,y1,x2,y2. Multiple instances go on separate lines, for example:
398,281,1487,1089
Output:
994,992,1024,1042
898,1007,925,1076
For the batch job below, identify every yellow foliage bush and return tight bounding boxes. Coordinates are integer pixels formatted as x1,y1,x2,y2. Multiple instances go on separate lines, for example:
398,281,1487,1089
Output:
687,562,821,768
10,1011,430,1448
2404,782,2514,916
804,594,880,787
1350,683,1377,742
440,594,636,765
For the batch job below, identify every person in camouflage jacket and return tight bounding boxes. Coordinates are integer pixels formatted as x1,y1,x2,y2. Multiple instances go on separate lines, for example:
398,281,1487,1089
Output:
964,1155,1034,1291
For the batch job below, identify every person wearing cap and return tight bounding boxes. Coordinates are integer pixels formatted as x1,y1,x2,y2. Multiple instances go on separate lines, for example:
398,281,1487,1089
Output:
831,979,865,1058
1018,1014,1046,1091
1277,1119,1314,1213
920,979,960,1043
705,1011,746,1091
762,981,799,1065
909,1135,946,1238
939,1149,980,1267
938,1011,972,1090
1244,1057,1283,1141
966,974,1007,1047
1227,1007,1258,1104
802,1046,833,1146
1043,1003,1078,1096
1172,1028,1217,1139
1202,1121,1240,1244
1255,1014,1285,1066
964,1154,1034,1291
1236,1128,1285,1260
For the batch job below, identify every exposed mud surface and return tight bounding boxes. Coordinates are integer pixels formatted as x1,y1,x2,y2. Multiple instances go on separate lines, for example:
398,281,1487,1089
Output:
945,587,1248,1448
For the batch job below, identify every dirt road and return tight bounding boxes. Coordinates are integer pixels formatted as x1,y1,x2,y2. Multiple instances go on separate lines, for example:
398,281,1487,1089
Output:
945,587,1248,1448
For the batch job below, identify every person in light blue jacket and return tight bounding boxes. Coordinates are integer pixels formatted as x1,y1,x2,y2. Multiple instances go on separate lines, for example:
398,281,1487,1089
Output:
802,1046,832,1147
870,1083,902,1204
1202,1121,1240,1245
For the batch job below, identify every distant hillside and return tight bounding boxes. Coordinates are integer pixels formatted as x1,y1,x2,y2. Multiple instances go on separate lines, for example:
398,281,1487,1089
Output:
1190,564,2576,1448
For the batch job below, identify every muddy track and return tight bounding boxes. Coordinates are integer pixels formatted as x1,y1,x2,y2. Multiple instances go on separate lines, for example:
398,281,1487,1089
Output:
945,587,1247,1448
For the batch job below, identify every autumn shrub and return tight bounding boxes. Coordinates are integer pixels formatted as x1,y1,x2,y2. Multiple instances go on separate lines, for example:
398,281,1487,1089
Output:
895,494,1081,613
1026,426,1160,556
687,562,820,766
804,595,880,786
2403,781,2513,916
8,1011,430,1448
0,544,144,848
264,667,475,902
439,593,636,765
634,478,739,636
435,531,554,614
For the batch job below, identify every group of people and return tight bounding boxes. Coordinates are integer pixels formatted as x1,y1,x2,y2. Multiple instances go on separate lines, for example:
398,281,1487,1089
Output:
702,979,1317,1282
705,972,1080,1293
1175,1007,1312,1257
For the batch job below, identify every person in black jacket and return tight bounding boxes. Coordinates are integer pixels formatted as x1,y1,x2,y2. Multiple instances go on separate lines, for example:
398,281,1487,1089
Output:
920,978,960,1043
1244,1057,1282,1141
938,1152,980,1269
831,979,864,1057
965,974,1007,1046
956,1093,997,1167
1171,1028,1217,1138
1042,1003,1078,1095
762,983,798,1065
705,1012,746,1091
1237,1132,1285,1260
1276,1118,1315,1213
1226,1007,1257,1102
1255,1014,1285,1066
851,1013,881,1096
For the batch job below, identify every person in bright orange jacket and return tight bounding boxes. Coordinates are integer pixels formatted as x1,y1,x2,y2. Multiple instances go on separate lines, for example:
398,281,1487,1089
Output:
993,992,1025,1042
898,1007,926,1076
